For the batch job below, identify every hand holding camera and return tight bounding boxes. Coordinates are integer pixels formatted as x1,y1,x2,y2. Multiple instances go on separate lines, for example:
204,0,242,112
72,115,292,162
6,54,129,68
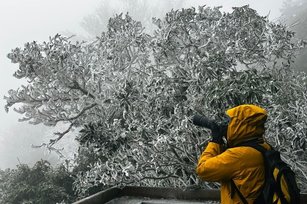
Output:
192,114,228,144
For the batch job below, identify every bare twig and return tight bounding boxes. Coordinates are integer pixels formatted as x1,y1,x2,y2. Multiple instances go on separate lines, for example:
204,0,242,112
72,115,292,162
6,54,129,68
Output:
49,122,75,146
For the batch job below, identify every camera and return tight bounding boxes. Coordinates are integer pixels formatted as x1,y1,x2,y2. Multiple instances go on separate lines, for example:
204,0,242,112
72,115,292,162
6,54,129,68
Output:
192,114,228,137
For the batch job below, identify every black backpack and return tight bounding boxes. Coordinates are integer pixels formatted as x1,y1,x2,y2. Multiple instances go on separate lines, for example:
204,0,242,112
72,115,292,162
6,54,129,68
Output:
231,143,300,204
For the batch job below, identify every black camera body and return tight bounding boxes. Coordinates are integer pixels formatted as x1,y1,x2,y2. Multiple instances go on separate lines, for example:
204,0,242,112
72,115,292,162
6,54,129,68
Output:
192,115,228,137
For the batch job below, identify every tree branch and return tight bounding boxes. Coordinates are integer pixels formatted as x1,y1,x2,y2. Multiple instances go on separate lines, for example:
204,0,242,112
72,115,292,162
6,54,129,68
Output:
68,80,95,99
55,103,97,123
49,122,75,146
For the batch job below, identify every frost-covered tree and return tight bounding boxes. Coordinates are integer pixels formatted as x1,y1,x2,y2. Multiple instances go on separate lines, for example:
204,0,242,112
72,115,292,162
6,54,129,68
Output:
5,5,307,197
5,14,151,146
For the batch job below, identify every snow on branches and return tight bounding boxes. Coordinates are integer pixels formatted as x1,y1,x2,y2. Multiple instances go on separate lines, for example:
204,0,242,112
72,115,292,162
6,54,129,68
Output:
4,6,307,194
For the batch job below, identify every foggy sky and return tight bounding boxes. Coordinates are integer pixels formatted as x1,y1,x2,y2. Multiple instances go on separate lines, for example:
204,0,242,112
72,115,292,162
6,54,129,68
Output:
0,0,285,169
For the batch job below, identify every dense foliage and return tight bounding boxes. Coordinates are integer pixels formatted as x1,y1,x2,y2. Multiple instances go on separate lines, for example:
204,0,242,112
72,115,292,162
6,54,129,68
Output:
0,160,75,204
4,5,307,201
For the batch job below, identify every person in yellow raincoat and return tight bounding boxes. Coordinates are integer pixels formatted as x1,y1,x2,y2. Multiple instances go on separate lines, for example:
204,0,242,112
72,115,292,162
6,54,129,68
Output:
196,104,271,204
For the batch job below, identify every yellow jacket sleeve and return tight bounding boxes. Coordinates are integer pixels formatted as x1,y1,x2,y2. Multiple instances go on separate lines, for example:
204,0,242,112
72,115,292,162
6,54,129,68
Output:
196,142,240,182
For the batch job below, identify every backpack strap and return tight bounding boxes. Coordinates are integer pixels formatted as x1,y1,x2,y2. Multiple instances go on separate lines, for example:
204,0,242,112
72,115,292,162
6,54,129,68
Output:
276,166,291,204
231,141,269,203
236,140,270,154
230,179,248,204
238,142,286,204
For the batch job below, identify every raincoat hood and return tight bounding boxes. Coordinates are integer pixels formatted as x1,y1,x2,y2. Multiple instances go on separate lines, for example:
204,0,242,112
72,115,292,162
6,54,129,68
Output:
226,104,267,147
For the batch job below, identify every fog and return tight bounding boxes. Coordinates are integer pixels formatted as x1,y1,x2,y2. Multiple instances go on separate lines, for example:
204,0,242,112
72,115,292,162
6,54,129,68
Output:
0,0,101,168
0,0,287,169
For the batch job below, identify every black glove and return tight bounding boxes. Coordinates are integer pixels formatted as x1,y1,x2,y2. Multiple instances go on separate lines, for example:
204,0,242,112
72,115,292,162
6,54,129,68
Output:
191,114,228,144
211,122,227,144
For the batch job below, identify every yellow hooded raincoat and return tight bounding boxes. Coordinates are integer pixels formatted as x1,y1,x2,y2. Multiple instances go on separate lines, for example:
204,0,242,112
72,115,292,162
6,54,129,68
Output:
196,104,270,204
